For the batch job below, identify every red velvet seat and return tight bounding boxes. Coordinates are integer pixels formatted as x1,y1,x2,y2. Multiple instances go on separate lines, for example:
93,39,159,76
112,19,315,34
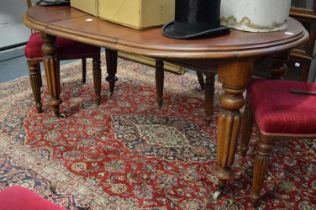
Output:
240,79,316,206
0,186,65,210
248,79,316,135
25,32,100,59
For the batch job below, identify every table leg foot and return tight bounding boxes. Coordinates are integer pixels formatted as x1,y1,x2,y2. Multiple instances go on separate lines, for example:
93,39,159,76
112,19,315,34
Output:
106,76,118,96
212,182,226,200
54,111,66,118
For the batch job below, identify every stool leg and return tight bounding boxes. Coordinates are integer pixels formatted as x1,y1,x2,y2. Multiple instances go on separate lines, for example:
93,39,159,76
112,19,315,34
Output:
251,134,273,207
27,60,42,113
92,54,101,105
239,100,254,156
196,71,205,90
155,59,164,108
82,58,87,84
204,72,215,124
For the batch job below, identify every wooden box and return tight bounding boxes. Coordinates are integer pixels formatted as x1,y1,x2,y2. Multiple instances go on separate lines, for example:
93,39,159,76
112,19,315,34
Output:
70,0,99,16
98,0,174,29
70,0,174,29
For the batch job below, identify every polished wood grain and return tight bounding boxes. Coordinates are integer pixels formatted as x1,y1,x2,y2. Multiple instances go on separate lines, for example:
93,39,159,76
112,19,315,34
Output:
24,5,309,194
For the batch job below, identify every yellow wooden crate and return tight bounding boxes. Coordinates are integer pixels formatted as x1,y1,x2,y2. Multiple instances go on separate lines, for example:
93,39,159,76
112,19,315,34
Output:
99,0,174,29
71,0,174,30
70,0,99,16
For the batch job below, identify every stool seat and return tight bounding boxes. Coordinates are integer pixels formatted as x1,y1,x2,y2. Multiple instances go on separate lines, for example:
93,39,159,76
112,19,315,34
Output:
0,186,65,210
25,32,100,59
248,80,316,135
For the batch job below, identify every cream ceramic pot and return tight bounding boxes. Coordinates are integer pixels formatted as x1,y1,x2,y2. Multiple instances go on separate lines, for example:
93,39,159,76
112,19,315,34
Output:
220,0,292,32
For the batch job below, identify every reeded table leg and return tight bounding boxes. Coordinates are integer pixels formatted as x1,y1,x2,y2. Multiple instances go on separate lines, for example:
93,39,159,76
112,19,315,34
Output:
41,33,63,117
106,49,118,96
215,58,254,190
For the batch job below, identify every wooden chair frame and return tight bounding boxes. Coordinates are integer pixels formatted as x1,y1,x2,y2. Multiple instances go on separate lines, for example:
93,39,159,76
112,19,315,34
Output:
25,0,101,114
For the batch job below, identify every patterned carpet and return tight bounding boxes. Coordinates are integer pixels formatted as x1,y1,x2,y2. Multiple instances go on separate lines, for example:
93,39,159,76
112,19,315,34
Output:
0,58,315,210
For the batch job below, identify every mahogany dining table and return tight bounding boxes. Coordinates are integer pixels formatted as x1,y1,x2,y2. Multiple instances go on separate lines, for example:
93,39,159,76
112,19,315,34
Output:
24,5,308,195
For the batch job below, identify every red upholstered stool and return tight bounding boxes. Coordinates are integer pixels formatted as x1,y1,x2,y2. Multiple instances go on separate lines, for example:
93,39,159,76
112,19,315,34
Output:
0,186,65,210
25,31,102,114
239,79,316,206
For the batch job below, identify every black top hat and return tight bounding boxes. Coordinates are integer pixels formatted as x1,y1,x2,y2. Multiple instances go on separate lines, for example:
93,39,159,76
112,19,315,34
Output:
162,0,229,39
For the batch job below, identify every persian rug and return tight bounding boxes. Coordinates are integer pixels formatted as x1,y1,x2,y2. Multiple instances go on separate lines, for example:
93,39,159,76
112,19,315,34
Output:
0,58,315,210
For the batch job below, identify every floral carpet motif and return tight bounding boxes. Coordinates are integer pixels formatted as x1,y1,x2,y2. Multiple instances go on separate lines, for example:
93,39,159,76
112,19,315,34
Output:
0,58,315,210
112,115,215,161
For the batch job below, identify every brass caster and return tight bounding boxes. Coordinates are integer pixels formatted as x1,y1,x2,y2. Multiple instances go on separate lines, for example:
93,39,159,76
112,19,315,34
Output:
212,190,222,200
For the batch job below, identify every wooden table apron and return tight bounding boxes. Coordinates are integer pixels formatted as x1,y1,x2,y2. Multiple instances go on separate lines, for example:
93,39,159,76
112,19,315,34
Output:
24,6,309,190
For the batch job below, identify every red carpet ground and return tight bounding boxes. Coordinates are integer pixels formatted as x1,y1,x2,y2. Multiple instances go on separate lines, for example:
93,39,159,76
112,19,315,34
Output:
0,58,315,210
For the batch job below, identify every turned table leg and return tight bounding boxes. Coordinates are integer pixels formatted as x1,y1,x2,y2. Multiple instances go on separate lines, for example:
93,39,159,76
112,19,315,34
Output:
106,49,118,96
41,33,63,117
155,59,164,108
215,58,254,190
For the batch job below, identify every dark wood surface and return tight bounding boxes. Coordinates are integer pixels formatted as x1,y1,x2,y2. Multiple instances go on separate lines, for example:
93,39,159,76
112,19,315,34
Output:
25,6,308,59
23,5,309,194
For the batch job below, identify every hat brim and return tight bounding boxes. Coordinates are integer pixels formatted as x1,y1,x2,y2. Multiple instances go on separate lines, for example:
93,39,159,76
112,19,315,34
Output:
162,21,229,39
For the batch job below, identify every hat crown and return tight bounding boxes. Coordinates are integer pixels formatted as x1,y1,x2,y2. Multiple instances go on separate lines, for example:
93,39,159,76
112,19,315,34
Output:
162,0,228,39
175,0,221,24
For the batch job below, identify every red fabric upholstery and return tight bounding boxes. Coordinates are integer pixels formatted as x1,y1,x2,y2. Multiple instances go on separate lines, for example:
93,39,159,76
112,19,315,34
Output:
0,186,65,210
248,79,316,135
25,32,100,59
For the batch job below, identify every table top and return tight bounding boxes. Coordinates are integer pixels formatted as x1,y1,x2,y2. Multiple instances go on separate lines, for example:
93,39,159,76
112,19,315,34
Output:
24,6,309,59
